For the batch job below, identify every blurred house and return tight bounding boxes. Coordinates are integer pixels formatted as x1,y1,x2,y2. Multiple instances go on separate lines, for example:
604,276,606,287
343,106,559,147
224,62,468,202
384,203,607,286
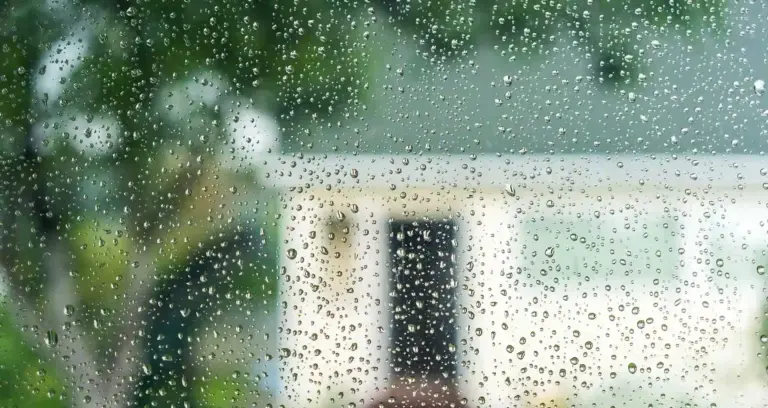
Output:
256,4,768,407
262,154,768,408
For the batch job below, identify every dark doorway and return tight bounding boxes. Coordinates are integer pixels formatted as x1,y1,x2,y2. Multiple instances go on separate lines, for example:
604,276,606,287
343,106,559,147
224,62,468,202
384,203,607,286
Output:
388,219,457,381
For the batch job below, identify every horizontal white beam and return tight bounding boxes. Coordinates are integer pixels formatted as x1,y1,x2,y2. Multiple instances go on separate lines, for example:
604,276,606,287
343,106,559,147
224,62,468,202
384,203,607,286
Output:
259,154,768,191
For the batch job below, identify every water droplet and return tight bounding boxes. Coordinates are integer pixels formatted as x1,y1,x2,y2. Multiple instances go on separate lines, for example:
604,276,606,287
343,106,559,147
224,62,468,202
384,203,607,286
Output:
504,184,515,197
757,265,765,275
63,305,75,317
180,308,191,318
350,168,359,178
755,79,765,96
628,362,638,374
45,330,58,347
286,248,297,259
506,345,514,353
715,258,724,267
544,247,555,258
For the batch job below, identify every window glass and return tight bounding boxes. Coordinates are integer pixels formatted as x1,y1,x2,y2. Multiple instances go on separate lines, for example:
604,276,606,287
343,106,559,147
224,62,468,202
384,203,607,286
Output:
0,0,766,407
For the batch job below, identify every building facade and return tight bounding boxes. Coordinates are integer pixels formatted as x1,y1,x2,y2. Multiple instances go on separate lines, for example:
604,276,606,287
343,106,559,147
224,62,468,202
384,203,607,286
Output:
264,154,768,408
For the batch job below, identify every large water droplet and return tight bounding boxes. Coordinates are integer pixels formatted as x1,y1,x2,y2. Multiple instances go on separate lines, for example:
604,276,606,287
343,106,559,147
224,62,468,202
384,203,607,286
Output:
63,305,75,317
45,330,58,347
755,79,765,95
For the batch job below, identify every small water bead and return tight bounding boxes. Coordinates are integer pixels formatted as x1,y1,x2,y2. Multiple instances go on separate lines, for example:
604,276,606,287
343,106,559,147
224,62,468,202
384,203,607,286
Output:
757,265,765,275
628,362,638,374
715,258,724,267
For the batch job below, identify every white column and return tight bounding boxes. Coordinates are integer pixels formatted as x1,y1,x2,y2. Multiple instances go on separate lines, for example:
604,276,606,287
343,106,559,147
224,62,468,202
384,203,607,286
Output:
455,197,521,407
277,192,324,407
276,193,390,408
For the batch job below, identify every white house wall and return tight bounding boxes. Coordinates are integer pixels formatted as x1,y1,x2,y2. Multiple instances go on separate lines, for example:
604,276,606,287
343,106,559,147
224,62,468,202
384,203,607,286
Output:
276,185,768,408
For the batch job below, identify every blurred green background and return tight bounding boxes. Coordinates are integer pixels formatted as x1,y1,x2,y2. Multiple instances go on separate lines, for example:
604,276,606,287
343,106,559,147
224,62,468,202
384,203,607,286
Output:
0,0,763,407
